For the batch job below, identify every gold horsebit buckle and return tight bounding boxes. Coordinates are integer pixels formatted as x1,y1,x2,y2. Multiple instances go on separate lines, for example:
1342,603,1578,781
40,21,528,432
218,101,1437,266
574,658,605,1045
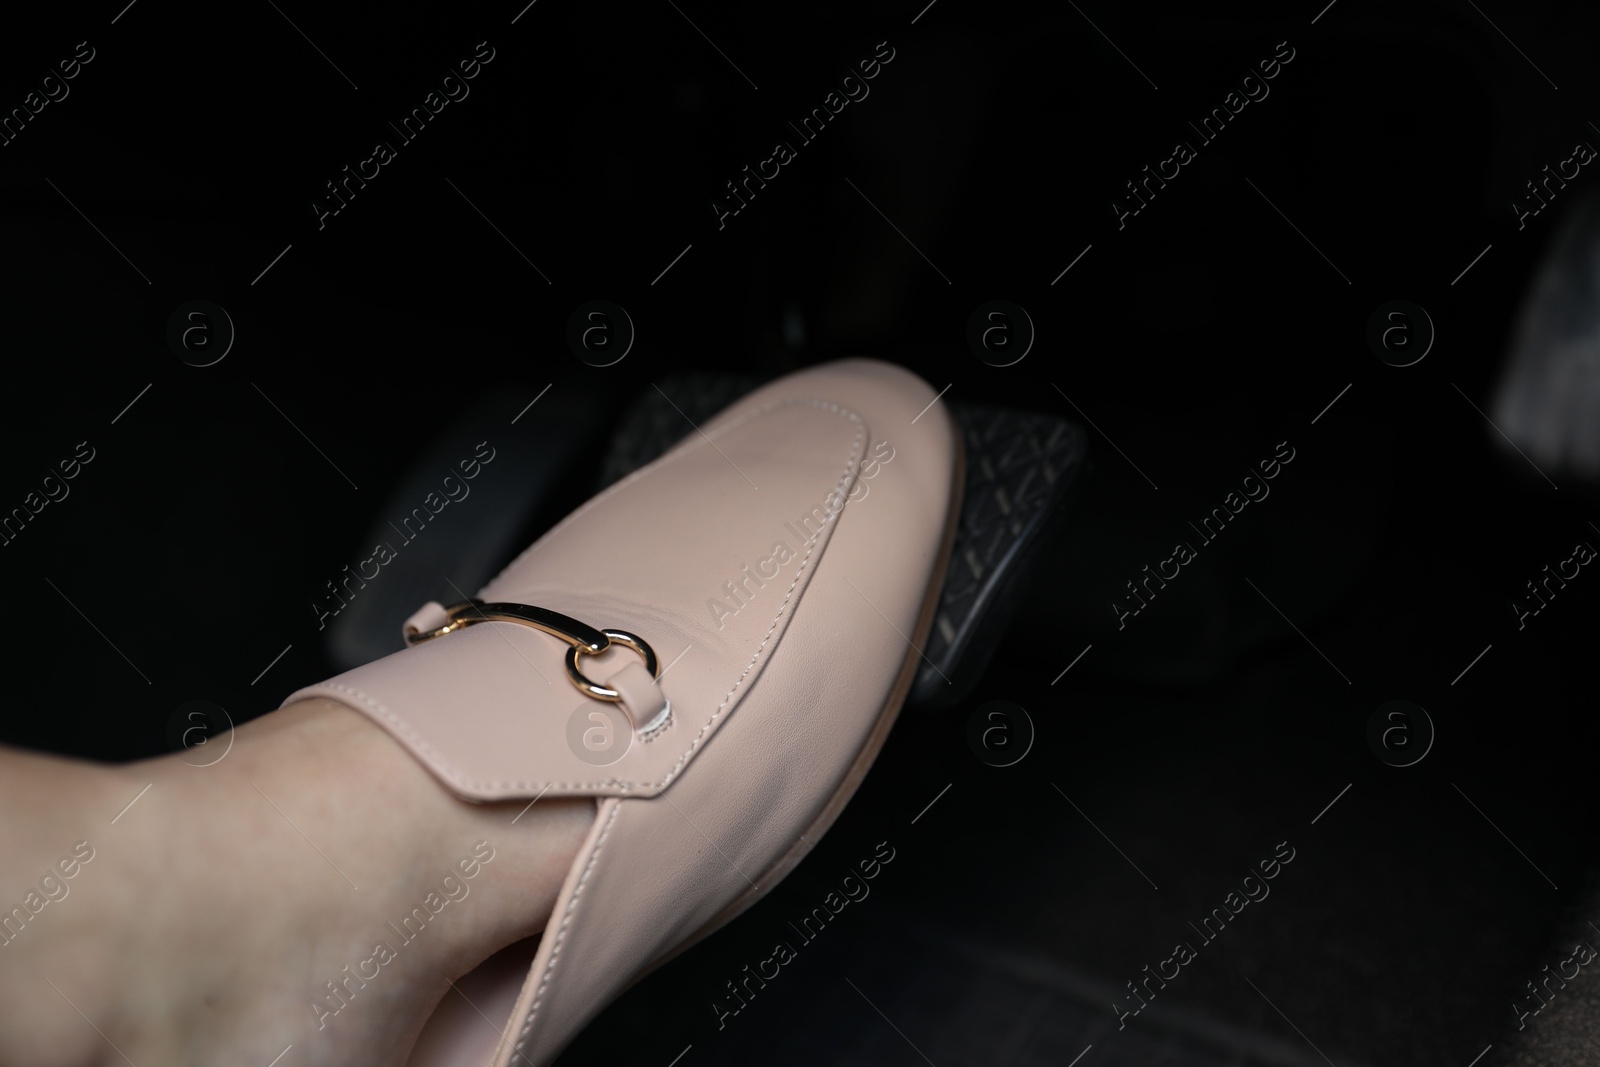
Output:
404,599,658,704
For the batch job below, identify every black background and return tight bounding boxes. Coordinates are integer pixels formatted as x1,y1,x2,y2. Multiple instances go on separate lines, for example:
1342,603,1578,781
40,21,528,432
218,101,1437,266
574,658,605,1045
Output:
2,0,1598,1064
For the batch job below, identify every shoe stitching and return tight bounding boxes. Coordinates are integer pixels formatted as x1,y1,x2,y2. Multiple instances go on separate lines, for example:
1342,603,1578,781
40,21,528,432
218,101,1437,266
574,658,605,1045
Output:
510,799,621,1060
639,706,673,742
637,399,865,791
483,396,859,592
296,678,627,794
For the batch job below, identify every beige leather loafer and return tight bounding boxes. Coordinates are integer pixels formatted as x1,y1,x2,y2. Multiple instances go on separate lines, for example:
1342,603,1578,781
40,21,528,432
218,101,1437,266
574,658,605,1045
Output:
286,357,963,1066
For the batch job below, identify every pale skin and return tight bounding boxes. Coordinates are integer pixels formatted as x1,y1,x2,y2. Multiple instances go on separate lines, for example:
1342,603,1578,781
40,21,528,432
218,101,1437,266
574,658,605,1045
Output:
0,698,593,1067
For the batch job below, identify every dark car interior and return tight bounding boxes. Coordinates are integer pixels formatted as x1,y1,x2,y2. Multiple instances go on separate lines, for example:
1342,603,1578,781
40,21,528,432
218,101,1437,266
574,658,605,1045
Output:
4,1,1598,1063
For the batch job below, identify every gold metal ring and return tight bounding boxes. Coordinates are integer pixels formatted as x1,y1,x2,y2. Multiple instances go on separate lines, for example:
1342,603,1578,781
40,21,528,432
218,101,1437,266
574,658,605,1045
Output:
565,629,659,702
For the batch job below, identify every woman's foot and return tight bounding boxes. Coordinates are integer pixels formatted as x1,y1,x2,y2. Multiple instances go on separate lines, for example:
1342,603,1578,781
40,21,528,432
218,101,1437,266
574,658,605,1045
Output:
0,698,592,1067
